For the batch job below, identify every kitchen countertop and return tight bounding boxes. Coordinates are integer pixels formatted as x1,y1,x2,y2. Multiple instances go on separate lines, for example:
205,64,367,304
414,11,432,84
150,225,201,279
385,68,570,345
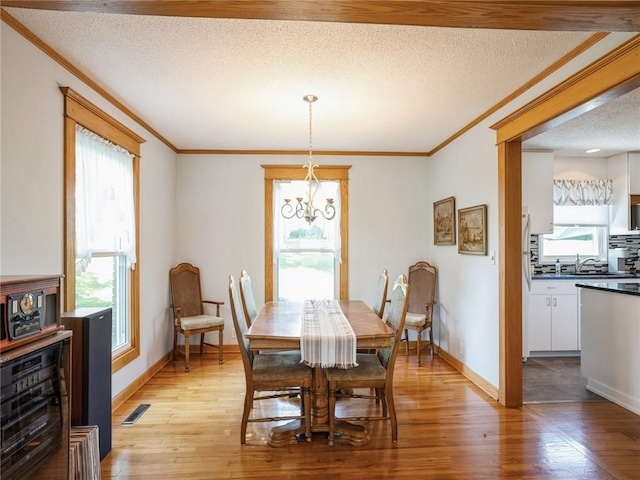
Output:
575,282,640,296
533,273,639,280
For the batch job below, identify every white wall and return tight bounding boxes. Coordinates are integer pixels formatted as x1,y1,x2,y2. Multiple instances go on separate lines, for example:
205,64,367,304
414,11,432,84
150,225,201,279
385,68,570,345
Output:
426,33,636,388
1,22,178,398
555,156,608,180
175,154,430,344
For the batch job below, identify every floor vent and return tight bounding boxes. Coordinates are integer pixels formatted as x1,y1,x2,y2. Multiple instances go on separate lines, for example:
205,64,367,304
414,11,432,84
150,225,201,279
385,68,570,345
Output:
122,403,150,425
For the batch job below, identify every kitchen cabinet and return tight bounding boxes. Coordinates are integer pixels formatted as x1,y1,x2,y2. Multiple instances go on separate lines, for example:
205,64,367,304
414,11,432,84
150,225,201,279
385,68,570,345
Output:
522,151,554,234
608,152,640,233
528,281,578,352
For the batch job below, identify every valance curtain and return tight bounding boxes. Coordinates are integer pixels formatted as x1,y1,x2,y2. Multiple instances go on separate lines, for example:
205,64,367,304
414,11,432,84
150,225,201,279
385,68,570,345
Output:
75,125,136,270
553,179,613,206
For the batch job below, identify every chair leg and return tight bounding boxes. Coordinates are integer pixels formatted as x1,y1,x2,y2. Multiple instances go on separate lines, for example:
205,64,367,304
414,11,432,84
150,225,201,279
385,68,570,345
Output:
417,331,422,367
429,327,434,356
240,390,253,445
172,328,178,362
184,334,190,372
302,387,311,442
328,383,337,446
386,385,398,443
218,329,224,364
404,329,410,356
200,333,205,356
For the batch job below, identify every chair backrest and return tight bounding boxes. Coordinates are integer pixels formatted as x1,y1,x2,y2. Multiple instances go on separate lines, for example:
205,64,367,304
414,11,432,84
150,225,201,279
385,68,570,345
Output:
378,274,409,371
407,261,436,316
371,268,389,318
170,263,204,318
228,275,254,372
239,270,259,326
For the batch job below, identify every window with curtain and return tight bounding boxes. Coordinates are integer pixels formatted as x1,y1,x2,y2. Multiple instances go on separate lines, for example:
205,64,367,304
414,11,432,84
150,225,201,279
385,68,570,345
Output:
75,125,136,351
62,86,143,372
274,180,340,300
540,179,611,261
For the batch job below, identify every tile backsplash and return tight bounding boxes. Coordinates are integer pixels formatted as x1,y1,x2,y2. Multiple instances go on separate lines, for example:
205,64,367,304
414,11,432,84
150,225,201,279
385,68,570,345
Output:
529,233,640,275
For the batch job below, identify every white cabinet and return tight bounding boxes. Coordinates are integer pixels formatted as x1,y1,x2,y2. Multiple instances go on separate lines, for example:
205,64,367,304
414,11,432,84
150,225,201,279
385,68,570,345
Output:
528,281,578,352
629,153,640,194
522,151,554,234
608,153,640,233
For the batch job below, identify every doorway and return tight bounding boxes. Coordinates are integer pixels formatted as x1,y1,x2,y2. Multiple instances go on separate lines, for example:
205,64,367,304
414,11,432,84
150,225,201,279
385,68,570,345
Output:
492,36,640,408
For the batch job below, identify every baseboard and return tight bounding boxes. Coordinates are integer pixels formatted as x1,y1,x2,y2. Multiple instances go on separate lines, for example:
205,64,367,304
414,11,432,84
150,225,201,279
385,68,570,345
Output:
112,351,172,412
437,348,499,401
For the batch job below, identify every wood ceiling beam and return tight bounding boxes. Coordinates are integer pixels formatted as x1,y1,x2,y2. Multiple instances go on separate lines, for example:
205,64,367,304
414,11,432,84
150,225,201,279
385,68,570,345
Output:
2,1,639,32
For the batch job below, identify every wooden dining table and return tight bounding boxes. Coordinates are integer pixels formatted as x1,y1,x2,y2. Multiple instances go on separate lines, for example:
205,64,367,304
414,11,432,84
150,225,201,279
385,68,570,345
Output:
246,299,395,447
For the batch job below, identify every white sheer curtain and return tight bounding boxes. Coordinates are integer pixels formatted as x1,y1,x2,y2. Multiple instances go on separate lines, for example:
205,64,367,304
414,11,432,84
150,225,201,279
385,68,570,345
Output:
553,179,613,206
75,125,136,270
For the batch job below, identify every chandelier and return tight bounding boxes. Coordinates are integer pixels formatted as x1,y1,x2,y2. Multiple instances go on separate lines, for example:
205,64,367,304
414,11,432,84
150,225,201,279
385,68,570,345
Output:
281,95,336,224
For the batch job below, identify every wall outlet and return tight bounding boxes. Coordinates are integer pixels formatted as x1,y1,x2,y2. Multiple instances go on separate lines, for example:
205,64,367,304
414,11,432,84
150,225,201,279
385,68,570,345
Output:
459,341,464,355
231,329,236,340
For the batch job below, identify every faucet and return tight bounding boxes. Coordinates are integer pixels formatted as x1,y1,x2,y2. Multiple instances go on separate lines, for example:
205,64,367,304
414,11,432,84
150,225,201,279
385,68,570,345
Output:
575,254,598,273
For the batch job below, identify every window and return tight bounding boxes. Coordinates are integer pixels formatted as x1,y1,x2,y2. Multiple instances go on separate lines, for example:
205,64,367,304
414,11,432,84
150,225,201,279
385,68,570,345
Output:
62,87,144,372
539,205,608,262
274,180,340,300
263,165,350,302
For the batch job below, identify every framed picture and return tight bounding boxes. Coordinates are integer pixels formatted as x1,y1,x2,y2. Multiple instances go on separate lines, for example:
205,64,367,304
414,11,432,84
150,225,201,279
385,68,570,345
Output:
433,196,456,245
458,204,487,255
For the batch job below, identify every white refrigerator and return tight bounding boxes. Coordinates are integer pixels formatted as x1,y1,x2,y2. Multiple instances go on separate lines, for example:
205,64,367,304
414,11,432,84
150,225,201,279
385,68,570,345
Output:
522,207,532,361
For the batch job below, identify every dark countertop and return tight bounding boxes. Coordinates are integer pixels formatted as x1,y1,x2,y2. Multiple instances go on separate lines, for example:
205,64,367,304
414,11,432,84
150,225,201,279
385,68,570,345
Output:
533,273,639,280
575,282,640,296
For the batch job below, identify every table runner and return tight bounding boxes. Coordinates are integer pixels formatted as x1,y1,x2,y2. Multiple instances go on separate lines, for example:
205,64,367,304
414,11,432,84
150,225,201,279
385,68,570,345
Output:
301,300,357,369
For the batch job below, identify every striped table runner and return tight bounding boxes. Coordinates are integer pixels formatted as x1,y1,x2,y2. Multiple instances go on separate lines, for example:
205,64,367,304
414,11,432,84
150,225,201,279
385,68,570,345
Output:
301,299,358,369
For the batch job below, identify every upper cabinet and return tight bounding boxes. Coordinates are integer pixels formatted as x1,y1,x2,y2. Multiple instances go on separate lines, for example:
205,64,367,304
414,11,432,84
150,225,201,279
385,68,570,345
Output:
522,151,554,234
629,153,640,194
608,153,640,233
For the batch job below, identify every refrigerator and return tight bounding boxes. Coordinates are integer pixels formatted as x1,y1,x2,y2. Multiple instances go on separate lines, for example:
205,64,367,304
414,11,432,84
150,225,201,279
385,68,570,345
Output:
522,207,532,361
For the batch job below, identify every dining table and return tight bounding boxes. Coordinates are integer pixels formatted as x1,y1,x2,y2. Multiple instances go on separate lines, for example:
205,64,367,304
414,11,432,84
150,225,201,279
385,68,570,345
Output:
246,299,395,447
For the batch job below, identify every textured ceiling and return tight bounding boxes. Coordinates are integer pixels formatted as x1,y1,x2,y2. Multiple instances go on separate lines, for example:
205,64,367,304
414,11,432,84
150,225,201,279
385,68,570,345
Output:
522,87,640,157
3,7,637,155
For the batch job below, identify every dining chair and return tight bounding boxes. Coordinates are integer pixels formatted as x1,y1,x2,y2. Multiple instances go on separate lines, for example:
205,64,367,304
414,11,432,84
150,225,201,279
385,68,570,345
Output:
372,268,389,318
405,261,437,366
358,268,389,355
239,270,259,326
326,273,409,446
169,263,224,372
228,275,312,445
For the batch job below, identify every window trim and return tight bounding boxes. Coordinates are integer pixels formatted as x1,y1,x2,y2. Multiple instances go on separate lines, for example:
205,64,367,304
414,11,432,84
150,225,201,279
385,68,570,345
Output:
263,164,350,302
61,87,145,373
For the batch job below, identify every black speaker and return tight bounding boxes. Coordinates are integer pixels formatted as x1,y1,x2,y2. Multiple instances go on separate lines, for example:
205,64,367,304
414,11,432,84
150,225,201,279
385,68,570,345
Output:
62,307,112,460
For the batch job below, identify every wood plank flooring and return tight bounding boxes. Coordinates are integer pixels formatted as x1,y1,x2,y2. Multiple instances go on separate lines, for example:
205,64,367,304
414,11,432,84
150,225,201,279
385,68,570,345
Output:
103,353,640,479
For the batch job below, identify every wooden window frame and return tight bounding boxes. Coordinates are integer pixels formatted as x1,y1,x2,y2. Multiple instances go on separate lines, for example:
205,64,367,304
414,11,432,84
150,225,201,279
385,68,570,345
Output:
61,87,145,373
263,165,350,302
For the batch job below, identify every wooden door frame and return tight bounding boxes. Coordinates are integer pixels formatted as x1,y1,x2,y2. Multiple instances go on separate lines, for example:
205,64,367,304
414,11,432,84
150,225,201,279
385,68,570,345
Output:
492,35,640,407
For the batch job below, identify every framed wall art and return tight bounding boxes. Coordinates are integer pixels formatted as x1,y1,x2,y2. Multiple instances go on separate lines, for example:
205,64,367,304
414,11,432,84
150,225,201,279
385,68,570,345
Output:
433,196,456,245
458,204,487,255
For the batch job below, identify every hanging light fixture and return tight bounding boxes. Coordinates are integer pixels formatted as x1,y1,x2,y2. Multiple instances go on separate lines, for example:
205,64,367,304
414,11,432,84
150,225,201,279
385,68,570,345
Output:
281,94,336,224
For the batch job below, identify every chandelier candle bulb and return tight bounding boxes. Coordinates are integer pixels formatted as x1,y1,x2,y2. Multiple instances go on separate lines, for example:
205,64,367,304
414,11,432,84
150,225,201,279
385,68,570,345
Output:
281,94,336,224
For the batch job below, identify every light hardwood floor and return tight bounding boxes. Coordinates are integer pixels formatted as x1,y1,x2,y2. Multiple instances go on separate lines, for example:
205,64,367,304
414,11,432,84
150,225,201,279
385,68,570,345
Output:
104,352,640,479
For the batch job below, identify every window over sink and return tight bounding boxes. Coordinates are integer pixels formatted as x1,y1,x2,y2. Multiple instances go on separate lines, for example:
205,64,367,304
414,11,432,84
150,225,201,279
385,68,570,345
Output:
539,205,608,262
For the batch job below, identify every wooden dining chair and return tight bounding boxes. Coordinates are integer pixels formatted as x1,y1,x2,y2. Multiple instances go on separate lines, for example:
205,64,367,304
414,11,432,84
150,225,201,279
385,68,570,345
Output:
326,273,410,446
228,275,312,445
358,268,389,355
239,270,259,326
169,263,224,372
405,261,437,366
372,268,389,318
